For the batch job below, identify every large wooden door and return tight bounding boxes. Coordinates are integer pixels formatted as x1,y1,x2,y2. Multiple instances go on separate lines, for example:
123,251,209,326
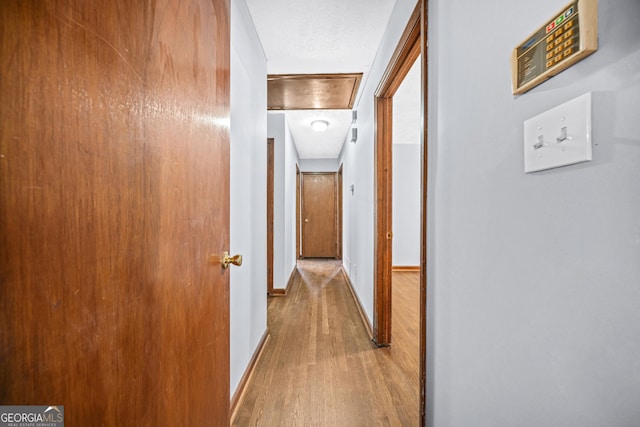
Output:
301,172,339,258
0,1,231,425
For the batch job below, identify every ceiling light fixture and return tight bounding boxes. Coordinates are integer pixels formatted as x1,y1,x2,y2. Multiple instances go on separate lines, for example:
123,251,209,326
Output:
310,120,329,132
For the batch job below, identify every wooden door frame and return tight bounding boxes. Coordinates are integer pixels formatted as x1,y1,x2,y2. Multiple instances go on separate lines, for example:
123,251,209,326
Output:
374,0,421,346
373,1,428,425
337,164,343,260
296,165,301,259
267,138,275,295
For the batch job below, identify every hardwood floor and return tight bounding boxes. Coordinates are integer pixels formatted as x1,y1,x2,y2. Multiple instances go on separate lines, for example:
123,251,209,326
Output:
232,260,420,426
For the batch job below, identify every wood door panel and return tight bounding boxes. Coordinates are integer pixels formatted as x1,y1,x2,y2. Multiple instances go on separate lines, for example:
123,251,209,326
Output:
0,0,230,425
301,173,337,258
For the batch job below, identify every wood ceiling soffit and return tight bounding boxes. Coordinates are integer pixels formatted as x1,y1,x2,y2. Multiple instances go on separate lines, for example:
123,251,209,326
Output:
267,73,363,110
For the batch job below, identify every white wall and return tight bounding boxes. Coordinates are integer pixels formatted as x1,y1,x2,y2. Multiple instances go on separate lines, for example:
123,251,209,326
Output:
268,113,286,290
426,0,640,425
283,116,299,278
268,113,300,289
340,0,418,325
230,0,267,398
299,158,341,172
392,144,420,266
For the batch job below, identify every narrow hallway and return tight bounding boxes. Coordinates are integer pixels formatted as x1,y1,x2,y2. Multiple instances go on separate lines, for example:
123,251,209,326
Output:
233,260,419,426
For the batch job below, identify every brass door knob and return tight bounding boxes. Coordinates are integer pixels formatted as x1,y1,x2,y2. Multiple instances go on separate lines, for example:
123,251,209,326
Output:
221,251,243,269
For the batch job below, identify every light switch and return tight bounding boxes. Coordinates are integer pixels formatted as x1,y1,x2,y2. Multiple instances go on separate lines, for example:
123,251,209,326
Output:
524,92,592,173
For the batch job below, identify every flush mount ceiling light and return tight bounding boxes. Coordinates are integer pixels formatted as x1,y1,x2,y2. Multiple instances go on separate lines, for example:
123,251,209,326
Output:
310,120,329,132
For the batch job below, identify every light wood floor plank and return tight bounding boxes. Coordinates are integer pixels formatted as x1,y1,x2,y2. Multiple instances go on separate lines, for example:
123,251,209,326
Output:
232,260,419,426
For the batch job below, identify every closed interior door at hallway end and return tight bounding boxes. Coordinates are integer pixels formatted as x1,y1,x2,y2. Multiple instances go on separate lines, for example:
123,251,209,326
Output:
301,172,339,258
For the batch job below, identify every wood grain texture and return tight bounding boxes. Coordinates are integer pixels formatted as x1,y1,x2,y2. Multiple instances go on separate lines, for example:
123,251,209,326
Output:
0,0,230,425
301,173,338,258
393,266,421,272
268,74,362,110
232,261,420,426
420,2,429,424
374,95,394,346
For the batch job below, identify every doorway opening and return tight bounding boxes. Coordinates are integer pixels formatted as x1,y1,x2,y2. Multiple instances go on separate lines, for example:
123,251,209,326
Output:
373,1,428,425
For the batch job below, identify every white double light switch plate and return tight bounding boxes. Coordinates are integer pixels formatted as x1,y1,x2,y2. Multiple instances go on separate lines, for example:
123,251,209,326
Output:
524,92,592,173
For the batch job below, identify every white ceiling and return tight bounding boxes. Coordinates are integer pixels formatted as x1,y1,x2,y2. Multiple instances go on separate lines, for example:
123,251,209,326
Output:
285,110,354,159
246,0,396,159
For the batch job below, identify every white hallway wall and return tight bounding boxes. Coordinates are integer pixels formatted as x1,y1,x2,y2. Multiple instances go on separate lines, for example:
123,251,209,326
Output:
426,0,640,426
283,115,299,278
267,114,286,290
392,144,420,266
268,113,299,289
230,0,267,397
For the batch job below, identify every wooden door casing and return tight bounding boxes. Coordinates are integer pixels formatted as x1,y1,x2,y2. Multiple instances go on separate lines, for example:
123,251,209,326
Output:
337,165,344,260
0,0,231,425
267,138,275,294
296,165,301,259
374,2,421,347
301,172,339,258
